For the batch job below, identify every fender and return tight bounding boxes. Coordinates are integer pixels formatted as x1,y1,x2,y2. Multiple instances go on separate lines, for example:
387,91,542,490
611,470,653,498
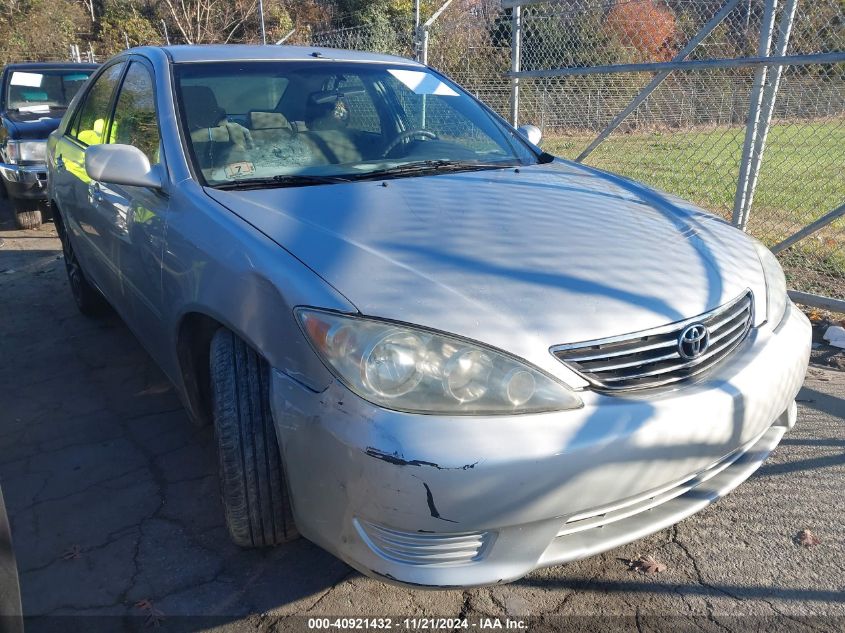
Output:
159,181,355,422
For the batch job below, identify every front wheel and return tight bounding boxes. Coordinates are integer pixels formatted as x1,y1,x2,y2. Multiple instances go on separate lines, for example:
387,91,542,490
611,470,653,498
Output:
210,329,298,547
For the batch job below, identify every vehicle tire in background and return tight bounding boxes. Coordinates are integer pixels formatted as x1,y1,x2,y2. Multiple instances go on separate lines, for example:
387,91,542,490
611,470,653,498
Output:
12,201,41,230
0,486,23,633
210,328,298,547
54,207,108,317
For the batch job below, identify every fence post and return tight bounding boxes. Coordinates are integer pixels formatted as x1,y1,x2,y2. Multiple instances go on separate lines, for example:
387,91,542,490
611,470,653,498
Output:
510,5,522,126
414,0,421,62
419,0,453,66
258,0,267,45
732,0,779,229
771,201,845,255
738,0,798,228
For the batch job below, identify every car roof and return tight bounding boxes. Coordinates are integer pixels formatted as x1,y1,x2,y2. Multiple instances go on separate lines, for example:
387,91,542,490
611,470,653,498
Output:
149,44,421,66
3,62,99,71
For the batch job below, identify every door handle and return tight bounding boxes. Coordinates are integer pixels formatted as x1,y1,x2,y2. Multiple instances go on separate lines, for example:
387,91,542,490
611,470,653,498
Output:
55,155,65,171
88,182,103,206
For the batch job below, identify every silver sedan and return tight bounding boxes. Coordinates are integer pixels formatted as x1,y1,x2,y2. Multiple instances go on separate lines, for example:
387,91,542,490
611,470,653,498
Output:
46,45,811,588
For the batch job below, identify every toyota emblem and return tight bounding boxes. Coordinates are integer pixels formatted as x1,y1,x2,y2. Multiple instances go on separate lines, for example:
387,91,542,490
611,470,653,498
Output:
678,323,710,360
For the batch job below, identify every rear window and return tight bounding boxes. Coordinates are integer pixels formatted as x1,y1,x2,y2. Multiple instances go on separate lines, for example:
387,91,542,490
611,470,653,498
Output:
178,73,289,115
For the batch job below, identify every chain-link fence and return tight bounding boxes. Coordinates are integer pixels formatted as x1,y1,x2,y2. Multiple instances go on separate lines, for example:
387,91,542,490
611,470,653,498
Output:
308,24,414,57
5,1,840,305
511,0,844,304
303,0,844,307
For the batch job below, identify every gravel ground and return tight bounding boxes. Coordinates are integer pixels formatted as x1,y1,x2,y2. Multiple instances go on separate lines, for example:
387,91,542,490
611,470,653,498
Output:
0,205,843,632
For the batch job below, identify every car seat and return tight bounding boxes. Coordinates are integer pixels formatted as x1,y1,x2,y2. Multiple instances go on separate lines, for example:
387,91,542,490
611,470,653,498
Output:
248,111,294,145
302,91,367,164
181,85,244,169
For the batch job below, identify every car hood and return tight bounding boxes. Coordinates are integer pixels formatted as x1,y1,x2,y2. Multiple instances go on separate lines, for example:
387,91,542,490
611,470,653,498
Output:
206,161,766,381
2,111,62,140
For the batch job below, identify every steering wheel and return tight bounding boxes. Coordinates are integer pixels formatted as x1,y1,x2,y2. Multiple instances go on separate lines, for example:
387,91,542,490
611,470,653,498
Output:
382,129,437,158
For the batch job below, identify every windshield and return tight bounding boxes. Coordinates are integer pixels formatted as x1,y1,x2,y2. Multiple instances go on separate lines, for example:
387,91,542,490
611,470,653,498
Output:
174,61,537,187
5,69,94,113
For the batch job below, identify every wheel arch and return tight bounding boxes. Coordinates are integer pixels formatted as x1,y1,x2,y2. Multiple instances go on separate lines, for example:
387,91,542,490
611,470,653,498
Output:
175,310,227,427
51,198,67,234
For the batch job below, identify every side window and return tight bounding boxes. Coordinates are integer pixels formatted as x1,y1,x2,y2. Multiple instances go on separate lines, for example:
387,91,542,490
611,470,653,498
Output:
70,63,126,146
110,62,160,164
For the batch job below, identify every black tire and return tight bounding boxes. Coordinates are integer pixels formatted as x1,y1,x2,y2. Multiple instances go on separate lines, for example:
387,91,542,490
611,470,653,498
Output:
55,209,108,317
13,202,41,230
210,329,298,547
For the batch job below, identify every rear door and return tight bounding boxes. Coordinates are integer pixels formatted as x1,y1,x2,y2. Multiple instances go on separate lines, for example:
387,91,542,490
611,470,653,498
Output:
53,62,126,297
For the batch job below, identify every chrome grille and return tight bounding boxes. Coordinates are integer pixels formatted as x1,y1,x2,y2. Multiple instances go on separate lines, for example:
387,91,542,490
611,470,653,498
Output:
552,292,753,392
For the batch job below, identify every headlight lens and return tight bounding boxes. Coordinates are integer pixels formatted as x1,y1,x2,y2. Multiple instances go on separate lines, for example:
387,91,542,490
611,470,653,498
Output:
297,309,582,415
753,241,788,326
5,140,46,164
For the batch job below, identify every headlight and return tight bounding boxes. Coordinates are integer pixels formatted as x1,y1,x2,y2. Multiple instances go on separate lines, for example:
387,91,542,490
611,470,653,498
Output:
4,140,46,164
753,241,788,326
297,309,582,415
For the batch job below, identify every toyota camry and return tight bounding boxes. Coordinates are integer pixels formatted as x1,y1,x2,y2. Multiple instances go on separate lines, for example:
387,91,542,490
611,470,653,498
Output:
46,45,811,588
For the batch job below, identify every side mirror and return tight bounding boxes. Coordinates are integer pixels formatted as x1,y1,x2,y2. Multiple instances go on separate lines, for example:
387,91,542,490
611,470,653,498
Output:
85,144,162,190
516,124,542,146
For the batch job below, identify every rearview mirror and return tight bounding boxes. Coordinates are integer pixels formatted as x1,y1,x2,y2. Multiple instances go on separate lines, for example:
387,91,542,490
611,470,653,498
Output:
85,144,162,190
516,124,542,146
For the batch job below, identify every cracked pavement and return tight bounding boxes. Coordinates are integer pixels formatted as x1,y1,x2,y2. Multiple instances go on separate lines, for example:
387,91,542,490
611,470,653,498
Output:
0,204,843,631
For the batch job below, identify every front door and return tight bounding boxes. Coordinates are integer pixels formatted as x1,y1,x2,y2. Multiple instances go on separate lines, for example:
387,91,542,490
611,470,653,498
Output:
89,60,169,355
54,62,126,298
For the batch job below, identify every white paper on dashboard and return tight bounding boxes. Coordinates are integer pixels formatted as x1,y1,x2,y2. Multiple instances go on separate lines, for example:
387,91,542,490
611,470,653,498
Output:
387,69,458,96
17,104,50,113
10,72,44,87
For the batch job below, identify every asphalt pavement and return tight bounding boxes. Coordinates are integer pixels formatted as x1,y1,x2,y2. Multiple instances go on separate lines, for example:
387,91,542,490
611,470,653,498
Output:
0,204,843,632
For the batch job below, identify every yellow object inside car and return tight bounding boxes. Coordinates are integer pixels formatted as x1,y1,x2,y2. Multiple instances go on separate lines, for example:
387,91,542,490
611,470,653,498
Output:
78,118,117,146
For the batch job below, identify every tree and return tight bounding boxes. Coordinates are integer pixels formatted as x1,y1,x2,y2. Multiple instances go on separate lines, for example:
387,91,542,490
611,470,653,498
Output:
157,0,259,44
0,0,87,63
97,0,161,54
605,0,678,62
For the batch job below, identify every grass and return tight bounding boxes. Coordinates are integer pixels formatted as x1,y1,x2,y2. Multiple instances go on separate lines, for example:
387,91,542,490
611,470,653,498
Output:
542,121,845,297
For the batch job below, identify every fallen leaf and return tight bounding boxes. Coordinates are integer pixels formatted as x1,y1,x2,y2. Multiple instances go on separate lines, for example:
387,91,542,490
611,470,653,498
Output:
628,555,667,574
808,309,824,322
145,609,165,628
135,599,166,627
796,529,821,547
61,545,81,560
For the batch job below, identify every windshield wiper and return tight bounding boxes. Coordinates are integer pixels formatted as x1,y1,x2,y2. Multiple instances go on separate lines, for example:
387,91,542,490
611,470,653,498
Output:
214,174,352,190
354,159,519,181
213,160,520,190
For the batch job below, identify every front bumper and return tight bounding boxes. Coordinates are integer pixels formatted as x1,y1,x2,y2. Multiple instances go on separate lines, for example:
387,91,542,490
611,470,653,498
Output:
270,303,811,588
0,163,48,200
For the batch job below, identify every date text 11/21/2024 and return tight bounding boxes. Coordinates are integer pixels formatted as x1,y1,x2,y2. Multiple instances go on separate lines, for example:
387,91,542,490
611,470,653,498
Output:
306,618,528,630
